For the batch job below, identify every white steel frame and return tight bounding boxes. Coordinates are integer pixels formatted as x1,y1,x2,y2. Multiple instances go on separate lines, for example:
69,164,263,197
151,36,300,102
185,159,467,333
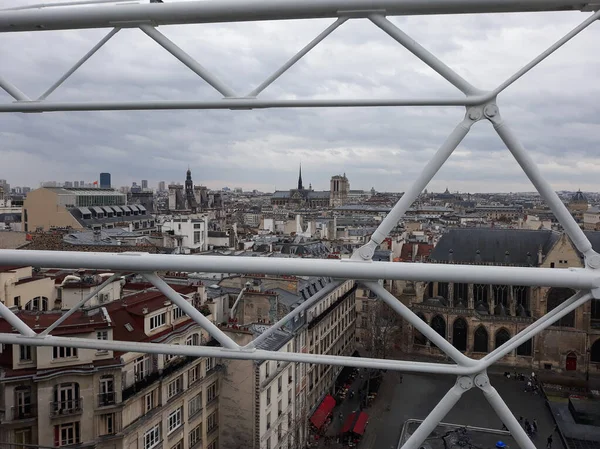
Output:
1,2,600,448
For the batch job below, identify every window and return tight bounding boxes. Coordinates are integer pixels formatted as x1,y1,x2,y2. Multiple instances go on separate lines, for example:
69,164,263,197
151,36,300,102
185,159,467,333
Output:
19,345,32,362
288,367,292,383
167,376,183,400
189,393,202,418
14,387,32,419
99,375,115,406
288,389,292,405
54,422,80,446
97,331,108,341
186,334,200,346
52,346,78,359
278,377,282,394
167,407,182,434
194,231,202,244
207,381,217,404
144,424,161,449
149,313,166,330
134,355,150,381
25,296,48,312
207,439,218,449
266,438,271,449
53,383,80,413
267,412,271,430
265,362,270,379
99,413,115,435
173,306,185,321
278,400,282,416
14,296,20,307
170,440,183,449
206,357,214,372
189,424,202,448
207,411,218,434
144,391,156,414
14,428,31,449
266,386,271,406
189,365,200,385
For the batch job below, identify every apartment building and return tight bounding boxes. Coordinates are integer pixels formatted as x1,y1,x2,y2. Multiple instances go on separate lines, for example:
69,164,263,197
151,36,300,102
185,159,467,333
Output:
218,275,357,449
0,271,221,449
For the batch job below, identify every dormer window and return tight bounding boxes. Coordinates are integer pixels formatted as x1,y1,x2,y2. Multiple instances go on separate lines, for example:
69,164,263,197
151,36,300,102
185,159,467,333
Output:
149,312,166,330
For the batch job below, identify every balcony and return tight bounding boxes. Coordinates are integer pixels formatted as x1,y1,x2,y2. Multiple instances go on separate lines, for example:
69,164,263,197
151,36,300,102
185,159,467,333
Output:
50,398,83,417
10,405,36,421
98,392,117,407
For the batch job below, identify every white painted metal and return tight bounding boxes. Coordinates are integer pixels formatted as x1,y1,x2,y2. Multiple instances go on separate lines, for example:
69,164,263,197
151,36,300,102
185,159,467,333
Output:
1,0,137,11
247,17,348,97
143,272,240,350
38,27,120,100
0,3,599,449
0,249,598,287
139,24,237,98
0,0,597,33
39,272,121,337
369,15,480,95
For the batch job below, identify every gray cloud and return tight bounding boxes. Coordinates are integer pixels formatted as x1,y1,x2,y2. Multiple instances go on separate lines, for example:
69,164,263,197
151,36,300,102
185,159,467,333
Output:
1,1,600,194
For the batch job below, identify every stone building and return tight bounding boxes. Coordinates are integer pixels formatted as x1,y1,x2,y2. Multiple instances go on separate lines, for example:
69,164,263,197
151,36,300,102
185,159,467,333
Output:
0,269,222,449
329,174,349,207
168,169,222,213
270,167,330,210
398,228,600,381
217,274,357,449
569,189,589,222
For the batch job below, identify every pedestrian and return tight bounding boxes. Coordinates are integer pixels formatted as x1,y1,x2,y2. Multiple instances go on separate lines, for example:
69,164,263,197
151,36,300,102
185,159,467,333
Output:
547,434,553,449
533,419,538,434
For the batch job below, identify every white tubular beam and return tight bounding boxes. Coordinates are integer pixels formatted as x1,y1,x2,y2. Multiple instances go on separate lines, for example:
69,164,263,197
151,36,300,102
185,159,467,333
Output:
481,290,591,367
493,116,594,256
2,0,136,11
0,97,478,112
248,17,347,97
362,117,473,254
365,281,477,367
0,302,36,337
477,375,536,449
493,9,600,95
0,76,30,101
369,15,479,95
0,333,469,375
143,272,240,350
245,281,342,349
400,382,467,449
139,24,236,98
1,250,599,289
0,0,594,33
39,273,121,337
38,27,120,100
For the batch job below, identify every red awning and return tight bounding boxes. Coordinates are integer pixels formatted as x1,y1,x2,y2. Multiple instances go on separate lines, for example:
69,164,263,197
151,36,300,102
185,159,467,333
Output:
353,412,369,435
310,395,336,429
341,412,357,434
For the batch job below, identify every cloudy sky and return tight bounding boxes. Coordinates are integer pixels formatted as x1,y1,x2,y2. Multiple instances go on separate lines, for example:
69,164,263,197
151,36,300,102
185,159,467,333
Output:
1,1,599,194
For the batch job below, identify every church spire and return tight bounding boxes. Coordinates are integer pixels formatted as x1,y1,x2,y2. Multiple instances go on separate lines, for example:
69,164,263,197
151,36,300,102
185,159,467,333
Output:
297,163,303,190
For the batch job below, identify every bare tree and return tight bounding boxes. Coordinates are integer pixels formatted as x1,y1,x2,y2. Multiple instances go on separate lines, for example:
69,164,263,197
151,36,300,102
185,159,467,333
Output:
362,299,402,360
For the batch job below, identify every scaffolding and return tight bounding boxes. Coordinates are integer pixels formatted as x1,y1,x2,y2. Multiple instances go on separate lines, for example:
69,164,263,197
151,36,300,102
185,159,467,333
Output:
1,1,600,448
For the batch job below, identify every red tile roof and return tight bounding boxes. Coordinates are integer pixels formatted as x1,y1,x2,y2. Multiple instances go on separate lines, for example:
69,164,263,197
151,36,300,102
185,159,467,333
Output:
0,266,27,273
398,243,434,262
0,310,111,335
14,276,46,286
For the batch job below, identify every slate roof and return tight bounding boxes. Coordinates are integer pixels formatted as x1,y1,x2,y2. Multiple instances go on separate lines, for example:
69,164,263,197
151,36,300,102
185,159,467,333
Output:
430,229,562,266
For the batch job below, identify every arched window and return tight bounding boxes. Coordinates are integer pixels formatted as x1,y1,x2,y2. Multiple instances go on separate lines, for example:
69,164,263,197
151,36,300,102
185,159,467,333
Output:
453,283,468,307
474,326,488,353
452,318,468,352
566,352,577,371
24,296,48,312
431,315,446,340
493,285,508,308
591,340,600,363
186,333,200,346
424,282,434,300
53,383,80,413
495,328,511,350
474,284,488,304
516,337,533,356
413,312,428,346
547,288,576,327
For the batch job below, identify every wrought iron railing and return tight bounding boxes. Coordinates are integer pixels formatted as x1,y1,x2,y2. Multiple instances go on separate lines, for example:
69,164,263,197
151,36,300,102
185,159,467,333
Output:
0,2,600,449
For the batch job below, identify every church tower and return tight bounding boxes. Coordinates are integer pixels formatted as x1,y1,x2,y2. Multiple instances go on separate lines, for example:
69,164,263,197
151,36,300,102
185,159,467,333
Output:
184,168,198,212
297,164,304,190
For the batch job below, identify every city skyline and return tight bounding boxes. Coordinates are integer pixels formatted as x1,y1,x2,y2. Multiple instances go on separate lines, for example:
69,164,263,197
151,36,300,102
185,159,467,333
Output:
1,3,599,193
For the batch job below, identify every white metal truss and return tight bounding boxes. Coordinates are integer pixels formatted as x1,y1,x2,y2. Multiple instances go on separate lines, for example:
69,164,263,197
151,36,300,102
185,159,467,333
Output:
1,2,600,448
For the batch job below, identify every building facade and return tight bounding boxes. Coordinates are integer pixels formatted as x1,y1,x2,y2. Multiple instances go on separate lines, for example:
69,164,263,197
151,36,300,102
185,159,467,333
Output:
329,174,349,207
398,229,600,381
100,173,111,189
0,271,222,449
